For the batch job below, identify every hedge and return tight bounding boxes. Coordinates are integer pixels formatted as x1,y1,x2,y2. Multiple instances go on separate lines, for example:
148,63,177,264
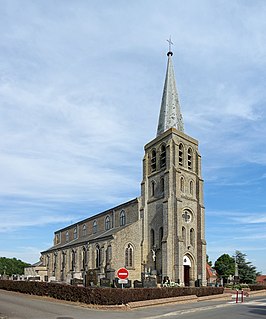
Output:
249,284,266,291
0,280,224,305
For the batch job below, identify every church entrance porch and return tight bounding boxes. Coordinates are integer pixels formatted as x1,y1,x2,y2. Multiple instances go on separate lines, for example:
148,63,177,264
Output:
184,265,190,286
183,255,194,287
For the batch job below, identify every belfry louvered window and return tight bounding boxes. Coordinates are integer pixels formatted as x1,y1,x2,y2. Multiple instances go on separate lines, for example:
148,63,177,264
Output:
188,148,192,170
179,144,184,166
160,144,166,168
151,150,156,172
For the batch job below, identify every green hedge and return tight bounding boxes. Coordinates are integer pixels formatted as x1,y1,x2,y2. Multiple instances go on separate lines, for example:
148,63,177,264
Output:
249,284,266,291
0,280,224,305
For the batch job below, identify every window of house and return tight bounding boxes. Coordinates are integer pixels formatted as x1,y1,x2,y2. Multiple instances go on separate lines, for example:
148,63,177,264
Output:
188,148,192,170
93,220,97,234
160,144,166,168
179,144,184,166
82,224,87,237
125,243,134,268
105,215,111,231
120,210,126,226
151,149,156,172
73,227,77,240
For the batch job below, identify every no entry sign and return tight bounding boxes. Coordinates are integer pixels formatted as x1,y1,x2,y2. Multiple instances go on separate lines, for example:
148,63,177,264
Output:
117,267,129,280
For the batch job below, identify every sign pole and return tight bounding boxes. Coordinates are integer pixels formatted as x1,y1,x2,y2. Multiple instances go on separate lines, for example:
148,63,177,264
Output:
117,267,129,289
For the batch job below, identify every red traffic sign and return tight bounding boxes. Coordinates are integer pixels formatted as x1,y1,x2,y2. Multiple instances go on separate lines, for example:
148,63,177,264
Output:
117,267,129,280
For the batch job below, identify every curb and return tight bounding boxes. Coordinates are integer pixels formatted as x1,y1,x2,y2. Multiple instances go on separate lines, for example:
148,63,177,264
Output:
127,295,198,309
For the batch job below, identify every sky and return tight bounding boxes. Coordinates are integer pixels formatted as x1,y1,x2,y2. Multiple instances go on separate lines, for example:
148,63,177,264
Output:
0,0,266,274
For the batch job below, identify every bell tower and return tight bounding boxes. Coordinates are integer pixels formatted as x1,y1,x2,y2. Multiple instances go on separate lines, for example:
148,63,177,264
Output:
140,46,206,286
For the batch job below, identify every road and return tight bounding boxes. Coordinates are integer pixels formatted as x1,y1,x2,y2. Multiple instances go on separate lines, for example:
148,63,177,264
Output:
0,289,265,319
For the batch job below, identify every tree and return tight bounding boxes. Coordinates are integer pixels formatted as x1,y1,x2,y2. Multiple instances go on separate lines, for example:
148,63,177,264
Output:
234,251,257,284
214,254,235,281
0,257,30,276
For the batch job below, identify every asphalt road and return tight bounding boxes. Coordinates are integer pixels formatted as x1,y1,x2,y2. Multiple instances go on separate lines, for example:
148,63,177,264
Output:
0,289,266,319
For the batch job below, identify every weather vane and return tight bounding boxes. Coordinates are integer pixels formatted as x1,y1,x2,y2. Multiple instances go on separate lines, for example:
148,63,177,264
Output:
167,36,173,52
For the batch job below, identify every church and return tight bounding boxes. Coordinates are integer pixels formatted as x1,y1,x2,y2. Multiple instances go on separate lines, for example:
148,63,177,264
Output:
41,47,207,287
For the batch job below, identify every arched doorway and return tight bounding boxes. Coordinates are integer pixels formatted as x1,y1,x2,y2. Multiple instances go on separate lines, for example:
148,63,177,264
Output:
183,256,191,286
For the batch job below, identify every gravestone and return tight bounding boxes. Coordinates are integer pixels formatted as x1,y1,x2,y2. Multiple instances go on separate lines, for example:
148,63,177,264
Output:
100,277,111,287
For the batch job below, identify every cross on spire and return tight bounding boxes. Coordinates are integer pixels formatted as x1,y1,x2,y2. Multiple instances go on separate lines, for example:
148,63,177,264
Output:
167,36,173,52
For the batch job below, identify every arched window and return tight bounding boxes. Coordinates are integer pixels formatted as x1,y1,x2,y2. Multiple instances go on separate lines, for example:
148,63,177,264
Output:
125,243,134,268
71,249,76,271
82,246,87,270
160,144,166,168
189,181,193,195
61,251,66,270
105,215,111,231
82,224,87,237
120,210,126,226
179,144,184,166
150,229,155,247
95,245,100,268
160,177,164,193
93,220,97,234
182,227,186,245
53,252,57,272
159,227,163,248
180,177,184,192
190,228,195,246
151,180,155,197
73,227,77,240
151,149,156,172
66,231,69,242
188,148,192,170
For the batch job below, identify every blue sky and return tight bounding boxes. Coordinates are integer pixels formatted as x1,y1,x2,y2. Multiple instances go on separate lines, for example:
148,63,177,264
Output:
0,0,266,274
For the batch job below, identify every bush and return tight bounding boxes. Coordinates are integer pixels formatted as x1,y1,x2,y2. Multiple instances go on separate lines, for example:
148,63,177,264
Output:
249,284,266,291
0,280,224,305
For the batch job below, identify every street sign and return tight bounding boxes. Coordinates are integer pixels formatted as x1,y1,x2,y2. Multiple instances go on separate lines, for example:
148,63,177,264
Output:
117,267,129,280
118,279,128,284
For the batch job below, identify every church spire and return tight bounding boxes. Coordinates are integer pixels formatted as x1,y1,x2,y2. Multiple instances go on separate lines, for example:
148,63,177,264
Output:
157,40,184,136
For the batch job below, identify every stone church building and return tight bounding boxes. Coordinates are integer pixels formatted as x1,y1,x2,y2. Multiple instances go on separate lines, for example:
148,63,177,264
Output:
41,49,207,287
